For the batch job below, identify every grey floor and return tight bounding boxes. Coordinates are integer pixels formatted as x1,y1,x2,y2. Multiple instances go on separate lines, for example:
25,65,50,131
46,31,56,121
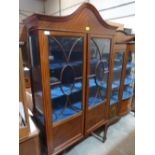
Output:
63,112,135,155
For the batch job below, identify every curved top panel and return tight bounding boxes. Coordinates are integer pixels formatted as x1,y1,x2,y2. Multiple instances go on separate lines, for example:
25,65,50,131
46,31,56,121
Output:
24,2,117,35
115,30,135,44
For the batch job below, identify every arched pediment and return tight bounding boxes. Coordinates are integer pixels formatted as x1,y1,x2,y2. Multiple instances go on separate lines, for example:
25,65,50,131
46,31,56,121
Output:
24,3,117,35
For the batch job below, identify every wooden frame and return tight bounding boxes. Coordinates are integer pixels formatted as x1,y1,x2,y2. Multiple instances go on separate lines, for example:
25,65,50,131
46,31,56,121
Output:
108,30,135,120
23,3,117,155
85,34,115,134
118,42,135,116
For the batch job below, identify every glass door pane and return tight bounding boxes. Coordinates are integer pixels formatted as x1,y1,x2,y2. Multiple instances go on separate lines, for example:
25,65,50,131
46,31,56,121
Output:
48,35,84,123
110,51,123,105
29,33,45,124
88,38,111,108
122,51,135,100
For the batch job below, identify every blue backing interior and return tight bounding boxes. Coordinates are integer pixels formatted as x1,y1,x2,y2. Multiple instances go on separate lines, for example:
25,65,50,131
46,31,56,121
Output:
110,94,118,105
123,87,133,100
51,78,107,99
126,62,134,69
37,78,108,124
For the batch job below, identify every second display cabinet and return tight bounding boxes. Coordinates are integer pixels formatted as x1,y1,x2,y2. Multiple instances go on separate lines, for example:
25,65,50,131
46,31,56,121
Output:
108,30,135,122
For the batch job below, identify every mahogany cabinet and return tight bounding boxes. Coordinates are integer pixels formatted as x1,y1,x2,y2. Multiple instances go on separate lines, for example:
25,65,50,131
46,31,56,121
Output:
119,41,135,115
108,30,135,121
23,3,117,155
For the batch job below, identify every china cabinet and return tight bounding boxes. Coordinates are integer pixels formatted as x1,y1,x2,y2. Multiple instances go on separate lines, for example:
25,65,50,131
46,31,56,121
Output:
119,41,135,115
109,44,125,120
23,3,117,155
108,30,135,121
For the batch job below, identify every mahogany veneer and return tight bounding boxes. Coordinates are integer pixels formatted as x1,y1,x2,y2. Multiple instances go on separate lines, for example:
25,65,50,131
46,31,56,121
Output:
22,3,135,155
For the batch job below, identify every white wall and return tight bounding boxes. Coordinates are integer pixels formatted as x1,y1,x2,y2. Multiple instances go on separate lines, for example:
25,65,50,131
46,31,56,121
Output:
45,0,89,15
19,0,44,24
45,0,59,16
90,0,135,31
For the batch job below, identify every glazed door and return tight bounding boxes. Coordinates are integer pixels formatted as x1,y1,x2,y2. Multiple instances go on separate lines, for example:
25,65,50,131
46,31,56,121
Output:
119,44,135,116
110,51,124,104
85,35,112,133
109,50,124,118
30,30,86,153
122,50,135,100
46,31,87,150
46,31,86,123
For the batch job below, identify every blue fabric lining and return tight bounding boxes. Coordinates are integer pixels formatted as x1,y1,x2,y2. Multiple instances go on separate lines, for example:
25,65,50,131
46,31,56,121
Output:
52,101,82,122
49,60,82,70
123,87,133,99
124,75,134,85
110,94,118,105
51,82,82,99
51,78,107,99
37,101,82,124
126,62,135,69
112,80,120,89
88,97,102,107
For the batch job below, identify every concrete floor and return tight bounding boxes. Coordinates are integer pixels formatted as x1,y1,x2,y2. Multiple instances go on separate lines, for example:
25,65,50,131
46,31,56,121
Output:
63,112,135,155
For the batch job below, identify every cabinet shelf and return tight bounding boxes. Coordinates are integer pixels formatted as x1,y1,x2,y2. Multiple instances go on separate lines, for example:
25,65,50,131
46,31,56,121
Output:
38,101,82,124
36,78,107,100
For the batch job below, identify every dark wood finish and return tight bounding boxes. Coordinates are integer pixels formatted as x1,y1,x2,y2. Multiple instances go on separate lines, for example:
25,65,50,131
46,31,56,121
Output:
131,95,135,112
119,97,133,115
38,30,54,154
114,30,135,44
113,31,135,117
109,103,118,119
53,114,83,152
105,31,135,138
86,103,107,134
118,42,135,116
23,3,118,155
20,135,40,155
23,3,117,35
108,44,126,119
85,34,115,137
19,118,40,155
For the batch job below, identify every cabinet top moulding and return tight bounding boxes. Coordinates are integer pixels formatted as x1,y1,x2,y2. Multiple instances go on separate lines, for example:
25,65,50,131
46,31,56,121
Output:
23,2,117,35
115,30,135,44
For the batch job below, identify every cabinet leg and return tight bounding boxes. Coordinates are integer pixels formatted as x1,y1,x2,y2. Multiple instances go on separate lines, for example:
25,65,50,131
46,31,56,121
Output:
102,124,108,142
91,124,108,143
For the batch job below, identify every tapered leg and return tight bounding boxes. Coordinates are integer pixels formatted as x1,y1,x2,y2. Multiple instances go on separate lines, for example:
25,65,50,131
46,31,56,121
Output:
102,124,108,142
